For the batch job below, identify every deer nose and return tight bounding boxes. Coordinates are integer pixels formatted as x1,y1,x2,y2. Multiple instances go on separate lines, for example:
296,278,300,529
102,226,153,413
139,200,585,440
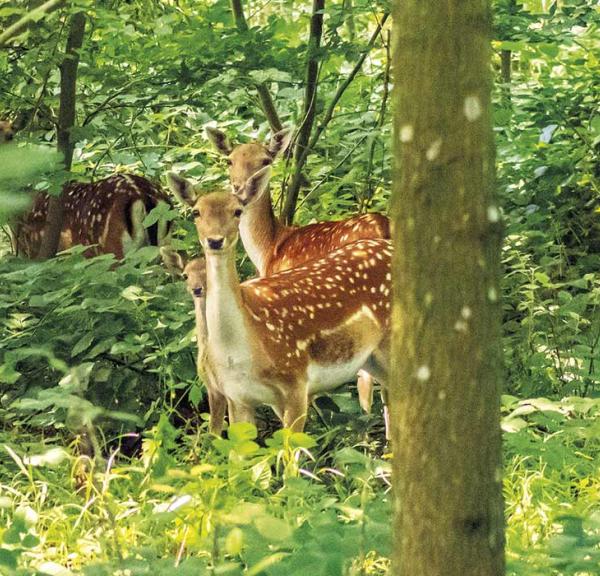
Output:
193,287,203,297
207,237,224,250
5,133,13,141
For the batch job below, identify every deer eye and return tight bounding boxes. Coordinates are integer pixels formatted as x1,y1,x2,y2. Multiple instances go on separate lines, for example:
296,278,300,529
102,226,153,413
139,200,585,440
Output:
261,158,271,167
226,158,232,166
182,273,188,280
234,208,243,218
191,209,200,218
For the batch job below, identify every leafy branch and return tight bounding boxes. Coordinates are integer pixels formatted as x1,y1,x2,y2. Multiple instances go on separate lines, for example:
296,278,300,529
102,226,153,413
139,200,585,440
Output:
282,10,390,224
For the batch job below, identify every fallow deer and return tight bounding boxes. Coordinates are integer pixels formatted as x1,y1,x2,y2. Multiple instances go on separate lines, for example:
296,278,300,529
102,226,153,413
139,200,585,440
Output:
167,169,391,432
207,127,390,419
12,174,173,259
206,127,391,276
161,248,227,435
0,120,15,142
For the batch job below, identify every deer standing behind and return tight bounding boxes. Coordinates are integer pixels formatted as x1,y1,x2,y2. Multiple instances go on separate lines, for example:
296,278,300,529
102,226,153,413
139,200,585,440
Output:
167,169,391,432
207,126,390,416
12,174,173,259
161,248,228,435
206,126,391,275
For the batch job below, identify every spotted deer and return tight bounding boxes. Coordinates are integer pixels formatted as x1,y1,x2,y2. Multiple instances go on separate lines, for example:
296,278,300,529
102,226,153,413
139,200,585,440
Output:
206,127,391,276
207,126,390,419
12,174,173,259
161,248,227,435
167,169,391,432
0,120,15,142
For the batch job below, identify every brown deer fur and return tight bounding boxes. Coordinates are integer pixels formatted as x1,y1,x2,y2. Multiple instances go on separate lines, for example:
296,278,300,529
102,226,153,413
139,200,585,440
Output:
0,120,15,142
13,174,172,259
168,170,391,432
206,127,391,277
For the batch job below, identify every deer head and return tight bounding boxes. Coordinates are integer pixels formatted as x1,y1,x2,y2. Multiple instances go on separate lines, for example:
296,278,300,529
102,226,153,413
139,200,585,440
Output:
167,168,271,252
161,247,207,299
205,127,293,205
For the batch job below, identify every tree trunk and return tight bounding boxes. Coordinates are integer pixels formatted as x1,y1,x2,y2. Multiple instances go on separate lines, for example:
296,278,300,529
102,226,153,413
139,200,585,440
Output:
282,0,325,225
390,1,505,575
38,9,85,259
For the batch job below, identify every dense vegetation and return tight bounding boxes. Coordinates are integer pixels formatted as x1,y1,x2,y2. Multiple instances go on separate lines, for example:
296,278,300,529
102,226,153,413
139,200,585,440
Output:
0,0,598,574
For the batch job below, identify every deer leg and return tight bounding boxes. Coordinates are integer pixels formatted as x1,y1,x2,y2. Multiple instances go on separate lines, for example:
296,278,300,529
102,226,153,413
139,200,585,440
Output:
283,386,308,432
227,399,256,428
207,388,227,435
357,369,374,414
363,349,390,440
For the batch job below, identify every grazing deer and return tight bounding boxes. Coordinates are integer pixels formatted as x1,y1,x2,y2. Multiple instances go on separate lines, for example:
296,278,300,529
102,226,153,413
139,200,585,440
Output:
0,120,15,142
207,127,390,421
167,169,391,432
12,174,173,259
161,248,227,435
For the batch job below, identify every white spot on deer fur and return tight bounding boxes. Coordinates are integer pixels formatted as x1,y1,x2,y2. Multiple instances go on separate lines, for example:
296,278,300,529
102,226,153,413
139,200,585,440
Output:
464,96,482,122
438,390,447,400
488,287,498,302
461,306,472,319
454,320,468,333
426,138,442,161
400,124,414,142
266,323,275,331
416,365,431,382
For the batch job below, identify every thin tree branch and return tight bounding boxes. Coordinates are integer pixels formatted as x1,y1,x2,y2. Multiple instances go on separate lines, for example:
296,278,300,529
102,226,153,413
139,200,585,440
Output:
365,27,391,205
282,0,325,225
283,10,389,224
229,0,283,132
0,0,65,47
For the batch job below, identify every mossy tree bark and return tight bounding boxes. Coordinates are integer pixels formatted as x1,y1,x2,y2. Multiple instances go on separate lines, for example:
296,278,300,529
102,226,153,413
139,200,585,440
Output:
390,1,505,575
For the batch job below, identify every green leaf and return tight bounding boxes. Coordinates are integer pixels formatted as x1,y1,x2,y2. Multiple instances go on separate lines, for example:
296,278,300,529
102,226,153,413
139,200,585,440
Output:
0,548,18,569
72,332,94,357
254,515,293,541
227,422,258,443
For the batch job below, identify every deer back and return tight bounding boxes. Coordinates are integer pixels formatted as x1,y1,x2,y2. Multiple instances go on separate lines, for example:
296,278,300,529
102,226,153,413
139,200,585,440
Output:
240,238,392,374
14,174,172,259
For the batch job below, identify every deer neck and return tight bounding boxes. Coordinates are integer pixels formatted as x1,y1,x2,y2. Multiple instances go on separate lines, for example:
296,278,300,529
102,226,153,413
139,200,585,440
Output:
193,297,208,357
239,186,285,276
205,251,254,361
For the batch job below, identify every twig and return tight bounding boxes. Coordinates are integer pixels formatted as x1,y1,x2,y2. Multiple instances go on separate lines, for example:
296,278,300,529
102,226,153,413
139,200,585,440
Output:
283,11,390,223
0,0,65,47
282,0,326,224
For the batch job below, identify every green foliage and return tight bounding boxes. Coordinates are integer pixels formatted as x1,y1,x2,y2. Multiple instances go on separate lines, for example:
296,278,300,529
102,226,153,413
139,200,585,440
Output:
0,248,198,435
0,0,599,574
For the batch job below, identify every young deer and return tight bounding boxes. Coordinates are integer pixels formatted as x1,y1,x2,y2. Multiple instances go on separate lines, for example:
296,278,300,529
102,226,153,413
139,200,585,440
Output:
12,174,173,259
167,169,391,432
161,248,227,434
207,127,389,416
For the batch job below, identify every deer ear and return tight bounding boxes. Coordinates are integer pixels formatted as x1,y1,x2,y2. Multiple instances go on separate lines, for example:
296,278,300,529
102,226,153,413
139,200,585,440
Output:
239,165,271,205
206,127,233,156
160,246,185,275
267,127,293,158
167,172,197,207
